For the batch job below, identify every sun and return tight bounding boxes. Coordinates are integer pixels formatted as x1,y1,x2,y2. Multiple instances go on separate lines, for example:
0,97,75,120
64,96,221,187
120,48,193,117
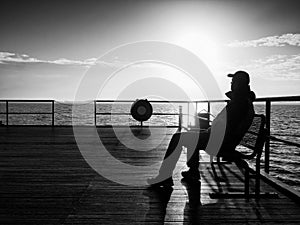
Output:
171,33,219,70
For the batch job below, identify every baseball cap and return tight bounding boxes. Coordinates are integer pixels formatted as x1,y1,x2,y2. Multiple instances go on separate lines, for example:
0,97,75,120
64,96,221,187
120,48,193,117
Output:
227,71,250,84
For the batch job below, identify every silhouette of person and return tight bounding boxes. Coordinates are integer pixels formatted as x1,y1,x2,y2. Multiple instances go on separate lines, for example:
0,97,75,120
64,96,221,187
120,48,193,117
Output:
147,71,256,187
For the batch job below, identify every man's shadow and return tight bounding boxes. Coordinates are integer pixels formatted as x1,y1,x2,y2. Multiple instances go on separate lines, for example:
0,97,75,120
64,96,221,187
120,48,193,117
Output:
182,177,224,224
143,180,201,224
181,179,201,205
181,179,202,224
143,186,173,224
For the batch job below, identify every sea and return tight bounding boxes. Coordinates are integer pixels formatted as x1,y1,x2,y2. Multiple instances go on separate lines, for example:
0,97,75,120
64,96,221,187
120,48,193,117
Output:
0,101,299,192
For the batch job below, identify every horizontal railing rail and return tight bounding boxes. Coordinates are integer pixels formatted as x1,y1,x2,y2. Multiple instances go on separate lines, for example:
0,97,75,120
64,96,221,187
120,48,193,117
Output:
269,136,300,148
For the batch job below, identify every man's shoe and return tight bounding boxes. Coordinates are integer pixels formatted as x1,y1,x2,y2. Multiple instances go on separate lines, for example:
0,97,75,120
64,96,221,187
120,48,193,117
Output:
181,170,200,182
147,176,174,188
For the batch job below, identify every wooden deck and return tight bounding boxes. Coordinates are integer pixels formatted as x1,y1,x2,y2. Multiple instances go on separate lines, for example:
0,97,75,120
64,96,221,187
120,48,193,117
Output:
1,126,300,225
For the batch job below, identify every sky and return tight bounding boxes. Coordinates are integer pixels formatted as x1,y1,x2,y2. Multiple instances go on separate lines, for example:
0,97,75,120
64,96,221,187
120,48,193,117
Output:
0,0,299,100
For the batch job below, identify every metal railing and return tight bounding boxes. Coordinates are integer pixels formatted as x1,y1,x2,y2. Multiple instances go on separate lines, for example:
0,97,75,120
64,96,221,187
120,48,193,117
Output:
253,96,300,173
94,100,187,128
0,96,299,175
195,96,300,174
0,100,55,126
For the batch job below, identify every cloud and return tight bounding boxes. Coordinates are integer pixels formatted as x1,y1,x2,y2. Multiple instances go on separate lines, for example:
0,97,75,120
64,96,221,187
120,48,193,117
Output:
225,54,300,80
0,52,41,63
0,52,115,67
49,58,97,66
227,33,300,47
0,52,175,70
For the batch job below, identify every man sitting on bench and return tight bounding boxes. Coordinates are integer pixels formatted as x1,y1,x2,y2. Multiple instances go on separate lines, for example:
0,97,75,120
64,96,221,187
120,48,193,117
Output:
147,70,256,187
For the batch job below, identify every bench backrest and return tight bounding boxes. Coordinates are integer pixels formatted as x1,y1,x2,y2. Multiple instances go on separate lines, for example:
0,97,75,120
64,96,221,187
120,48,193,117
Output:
238,114,267,159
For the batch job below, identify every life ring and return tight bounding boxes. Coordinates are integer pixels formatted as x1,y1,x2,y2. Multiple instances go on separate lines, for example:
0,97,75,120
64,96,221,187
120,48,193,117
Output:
130,99,153,122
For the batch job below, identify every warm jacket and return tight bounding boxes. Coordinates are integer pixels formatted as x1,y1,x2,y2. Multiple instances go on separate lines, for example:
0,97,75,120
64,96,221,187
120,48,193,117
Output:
205,88,255,156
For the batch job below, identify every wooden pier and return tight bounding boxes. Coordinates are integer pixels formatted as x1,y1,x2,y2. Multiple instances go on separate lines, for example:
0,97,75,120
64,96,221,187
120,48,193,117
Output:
1,127,300,224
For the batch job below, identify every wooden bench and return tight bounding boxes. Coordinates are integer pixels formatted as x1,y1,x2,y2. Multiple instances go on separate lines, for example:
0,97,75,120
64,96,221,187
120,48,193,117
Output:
209,114,272,199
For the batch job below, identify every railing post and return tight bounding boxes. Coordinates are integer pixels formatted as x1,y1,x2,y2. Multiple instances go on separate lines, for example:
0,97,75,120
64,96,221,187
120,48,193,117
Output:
187,102,190,127
52,100,55,127
6,100,8,126
178,106,182,130
207,101,211,122
265,100,271,173
94,101,97,126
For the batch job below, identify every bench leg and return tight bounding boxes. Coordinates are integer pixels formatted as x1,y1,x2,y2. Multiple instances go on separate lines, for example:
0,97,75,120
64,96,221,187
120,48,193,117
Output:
255,158,261,198
209,161,279,199
245,167,250,199
255,172,260,198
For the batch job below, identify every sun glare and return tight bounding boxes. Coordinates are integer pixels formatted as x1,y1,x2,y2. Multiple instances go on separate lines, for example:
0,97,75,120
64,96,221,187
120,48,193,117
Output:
172,33,219,70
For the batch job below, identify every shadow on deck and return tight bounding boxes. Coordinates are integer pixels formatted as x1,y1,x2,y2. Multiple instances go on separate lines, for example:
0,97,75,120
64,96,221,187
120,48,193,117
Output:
0,127,299,224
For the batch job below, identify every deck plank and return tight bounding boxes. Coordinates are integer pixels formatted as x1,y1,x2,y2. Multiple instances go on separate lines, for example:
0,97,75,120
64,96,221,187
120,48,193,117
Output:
0,127,300,224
